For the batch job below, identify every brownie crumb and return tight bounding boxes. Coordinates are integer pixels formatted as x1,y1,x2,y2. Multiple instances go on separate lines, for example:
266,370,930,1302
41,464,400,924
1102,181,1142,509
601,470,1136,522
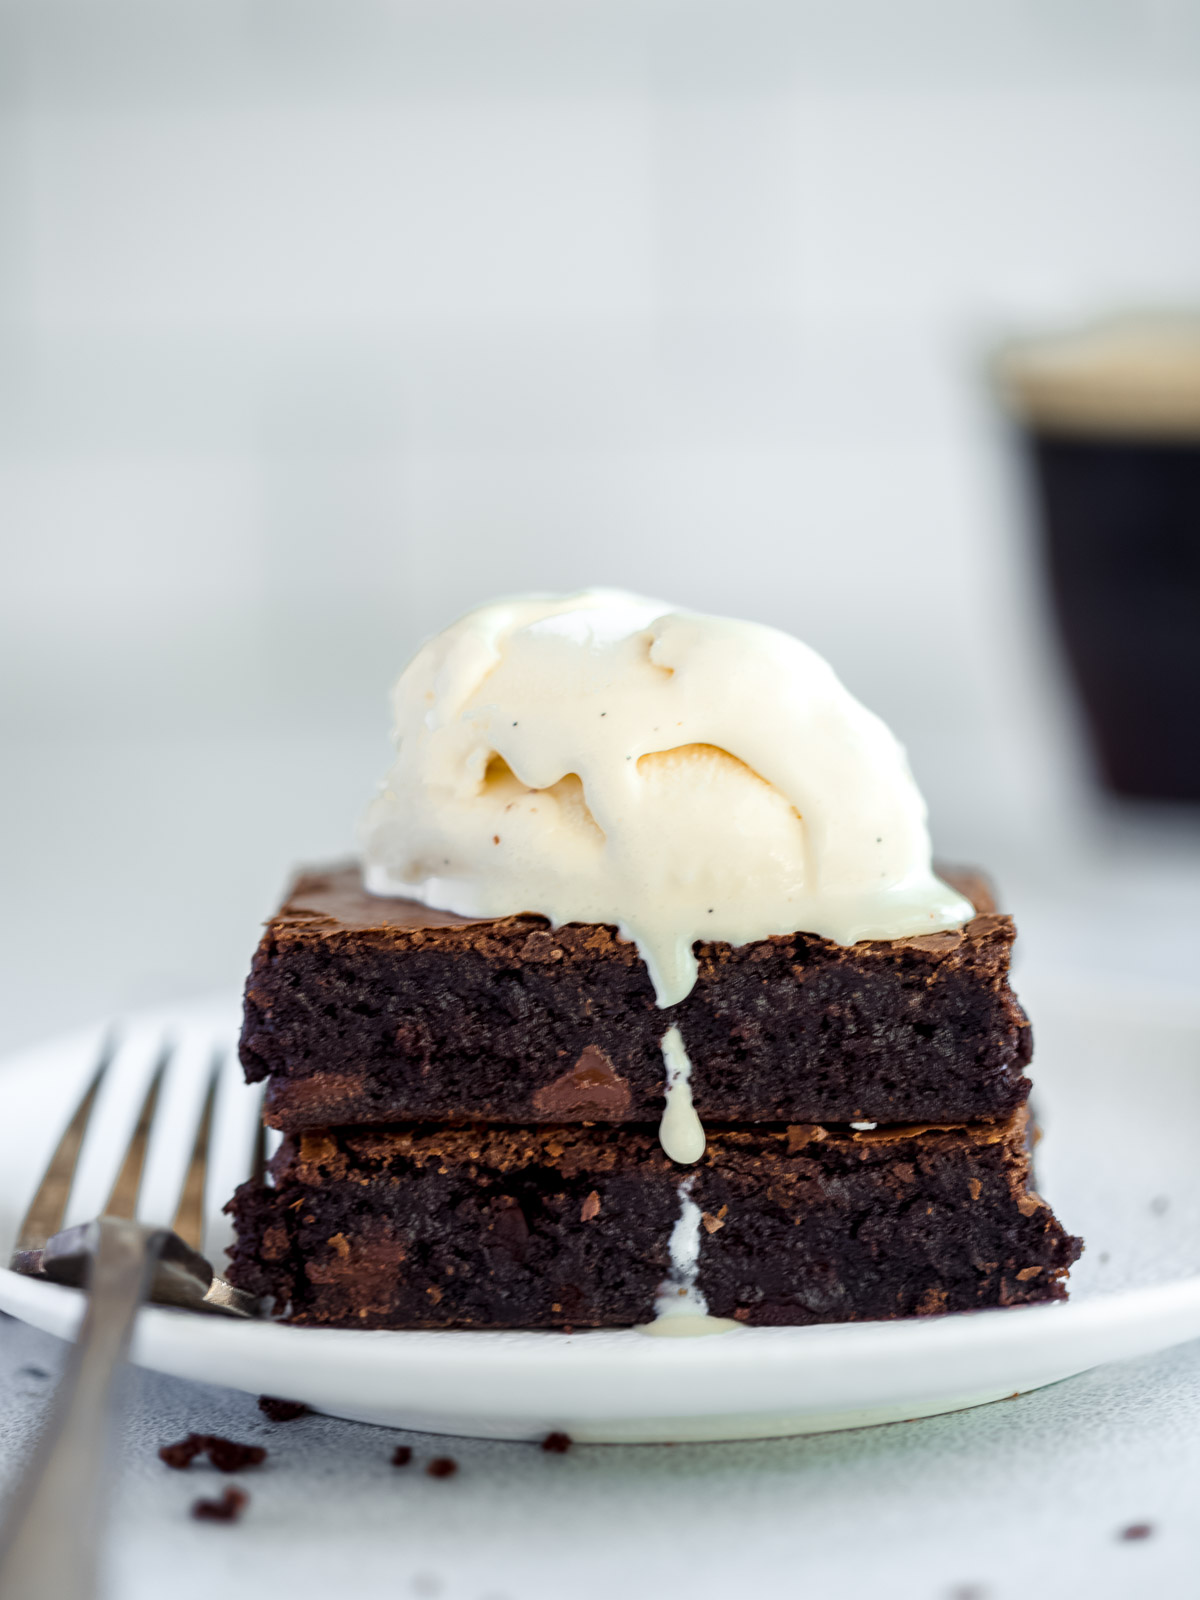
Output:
540,1431,572,1454
426,1456,458,1478
205,1436,267,1473
391,1445,413,1467
1119,1523,1154,1541
258,1395,310,1423
159,1434,205,1470
191,1486,249,1523
159,1433,266,1473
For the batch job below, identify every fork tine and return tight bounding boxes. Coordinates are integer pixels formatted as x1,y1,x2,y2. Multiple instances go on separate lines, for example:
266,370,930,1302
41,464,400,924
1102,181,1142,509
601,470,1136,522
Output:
103,1044,171,1220
10,1034,117,1260
170,1053,221,1251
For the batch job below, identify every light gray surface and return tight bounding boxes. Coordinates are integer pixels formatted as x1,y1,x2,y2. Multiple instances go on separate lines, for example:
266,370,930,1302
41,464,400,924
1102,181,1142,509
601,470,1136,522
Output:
2,1310,1199,1600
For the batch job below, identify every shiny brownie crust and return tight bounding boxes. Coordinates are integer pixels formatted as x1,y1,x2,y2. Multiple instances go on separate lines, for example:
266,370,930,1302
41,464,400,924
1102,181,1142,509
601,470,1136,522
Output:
225,1113,1081,1330
240,864,1033,1131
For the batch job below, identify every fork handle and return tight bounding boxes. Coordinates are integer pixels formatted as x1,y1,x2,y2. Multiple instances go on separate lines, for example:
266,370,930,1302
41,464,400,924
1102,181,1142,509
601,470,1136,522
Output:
0,1217,165,1600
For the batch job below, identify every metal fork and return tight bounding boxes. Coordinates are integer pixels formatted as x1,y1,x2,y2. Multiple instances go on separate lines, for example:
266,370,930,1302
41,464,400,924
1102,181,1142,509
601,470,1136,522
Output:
0,1035,264,1600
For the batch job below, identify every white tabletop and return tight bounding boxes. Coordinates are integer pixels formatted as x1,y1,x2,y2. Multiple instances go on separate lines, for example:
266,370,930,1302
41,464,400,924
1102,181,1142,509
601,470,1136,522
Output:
2,1311,1198,1600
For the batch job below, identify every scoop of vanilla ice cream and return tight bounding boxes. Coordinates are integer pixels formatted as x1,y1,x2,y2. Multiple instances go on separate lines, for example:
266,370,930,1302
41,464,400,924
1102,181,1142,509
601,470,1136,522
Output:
361,590,974,1007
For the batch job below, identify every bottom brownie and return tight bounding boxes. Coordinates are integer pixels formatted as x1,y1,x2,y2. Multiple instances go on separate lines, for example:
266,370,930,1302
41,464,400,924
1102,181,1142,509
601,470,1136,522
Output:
226,1114,1081,1330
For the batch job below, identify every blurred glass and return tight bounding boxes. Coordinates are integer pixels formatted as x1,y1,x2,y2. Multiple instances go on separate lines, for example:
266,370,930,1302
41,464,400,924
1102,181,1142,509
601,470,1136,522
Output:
998,317,1200,802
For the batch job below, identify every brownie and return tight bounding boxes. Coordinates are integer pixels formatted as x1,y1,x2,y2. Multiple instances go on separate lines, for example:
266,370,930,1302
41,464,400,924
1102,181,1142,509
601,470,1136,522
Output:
225,1114,1080,1330
240,863,1032,1131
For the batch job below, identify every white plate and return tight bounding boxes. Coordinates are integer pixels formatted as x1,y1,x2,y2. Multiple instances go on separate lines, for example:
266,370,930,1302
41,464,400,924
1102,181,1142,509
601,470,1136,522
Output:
2,985,1199,1443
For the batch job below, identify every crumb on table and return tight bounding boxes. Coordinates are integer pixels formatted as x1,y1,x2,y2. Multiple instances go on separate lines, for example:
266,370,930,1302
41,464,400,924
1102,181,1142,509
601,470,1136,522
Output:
257,1395,311,1422
191,1486,249,1523
159,1434,267,1473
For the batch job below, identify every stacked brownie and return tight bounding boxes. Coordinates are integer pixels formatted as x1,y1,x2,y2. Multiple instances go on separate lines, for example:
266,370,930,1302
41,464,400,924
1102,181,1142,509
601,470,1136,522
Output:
226,862,1080,1329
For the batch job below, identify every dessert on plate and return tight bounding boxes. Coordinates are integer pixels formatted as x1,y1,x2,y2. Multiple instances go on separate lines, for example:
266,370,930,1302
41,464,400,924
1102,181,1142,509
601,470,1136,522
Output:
228,590,1081,1330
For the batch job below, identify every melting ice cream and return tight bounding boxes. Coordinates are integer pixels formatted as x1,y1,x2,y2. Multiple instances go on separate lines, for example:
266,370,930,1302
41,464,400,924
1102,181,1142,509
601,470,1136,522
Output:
361,589,973,1009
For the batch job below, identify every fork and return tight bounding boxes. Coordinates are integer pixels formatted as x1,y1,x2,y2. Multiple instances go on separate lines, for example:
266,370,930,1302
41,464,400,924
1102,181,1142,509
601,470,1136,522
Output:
0,1035,264,1600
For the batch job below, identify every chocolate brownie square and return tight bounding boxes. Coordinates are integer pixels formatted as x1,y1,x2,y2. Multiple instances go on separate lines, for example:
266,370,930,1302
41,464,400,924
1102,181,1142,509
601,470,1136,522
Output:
240,864,1031,1131
226,1112,1080,1329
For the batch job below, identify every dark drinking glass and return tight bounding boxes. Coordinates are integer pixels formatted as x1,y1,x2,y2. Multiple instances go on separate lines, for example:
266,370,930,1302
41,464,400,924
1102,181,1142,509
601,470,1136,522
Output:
999,318,1200,801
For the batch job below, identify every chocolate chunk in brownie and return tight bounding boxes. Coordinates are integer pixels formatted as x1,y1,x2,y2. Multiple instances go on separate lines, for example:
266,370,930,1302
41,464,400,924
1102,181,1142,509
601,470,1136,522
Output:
241,863,1031,1131
226,1115,1080,1331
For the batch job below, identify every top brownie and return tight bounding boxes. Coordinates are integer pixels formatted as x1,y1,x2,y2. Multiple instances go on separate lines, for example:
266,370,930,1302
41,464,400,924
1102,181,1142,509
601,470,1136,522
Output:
240,862,1032,1131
